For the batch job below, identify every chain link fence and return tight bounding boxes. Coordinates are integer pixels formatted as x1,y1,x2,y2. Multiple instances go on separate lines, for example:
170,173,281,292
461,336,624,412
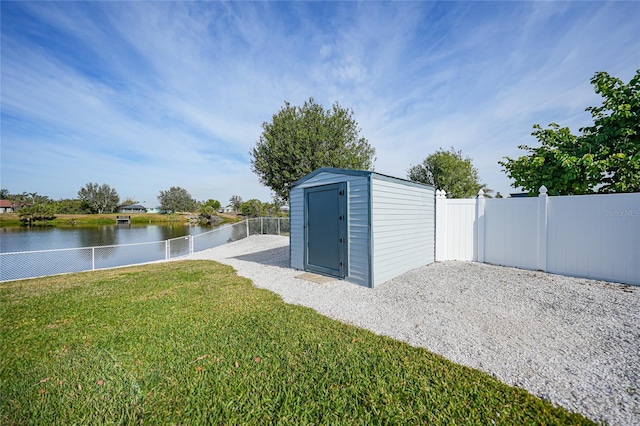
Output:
0,218,289,282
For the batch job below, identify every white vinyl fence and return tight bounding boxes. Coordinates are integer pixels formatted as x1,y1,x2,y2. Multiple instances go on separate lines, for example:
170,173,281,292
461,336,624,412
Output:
0,218,289,282
435,188,640,286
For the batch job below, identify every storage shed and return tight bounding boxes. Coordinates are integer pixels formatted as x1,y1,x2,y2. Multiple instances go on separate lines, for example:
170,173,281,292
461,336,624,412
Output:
289,167,435,288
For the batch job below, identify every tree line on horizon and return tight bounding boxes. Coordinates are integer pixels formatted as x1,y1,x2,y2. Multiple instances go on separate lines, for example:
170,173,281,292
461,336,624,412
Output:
0,186,284,225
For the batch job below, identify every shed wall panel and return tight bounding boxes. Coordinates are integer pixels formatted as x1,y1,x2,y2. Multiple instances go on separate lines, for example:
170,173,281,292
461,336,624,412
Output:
289,188,305,270
371,178,435,286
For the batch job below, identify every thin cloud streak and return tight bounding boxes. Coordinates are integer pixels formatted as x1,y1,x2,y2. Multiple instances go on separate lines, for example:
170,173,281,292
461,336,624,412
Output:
1,1,638,204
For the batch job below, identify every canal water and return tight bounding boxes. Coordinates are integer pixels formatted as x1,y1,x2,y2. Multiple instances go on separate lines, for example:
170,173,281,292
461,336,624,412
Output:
0,223,244,282
0,224,214,253
0,219,285,281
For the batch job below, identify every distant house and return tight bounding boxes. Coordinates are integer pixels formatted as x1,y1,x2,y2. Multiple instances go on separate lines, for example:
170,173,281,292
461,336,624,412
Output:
219,205,234,213
118,204,147,213
0,200,14,213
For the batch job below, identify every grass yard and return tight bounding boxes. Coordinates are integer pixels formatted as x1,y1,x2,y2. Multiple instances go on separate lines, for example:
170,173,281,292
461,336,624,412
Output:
0,261,593,425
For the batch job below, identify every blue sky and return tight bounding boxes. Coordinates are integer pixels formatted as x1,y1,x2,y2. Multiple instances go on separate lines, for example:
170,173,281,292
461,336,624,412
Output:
1,1,638,205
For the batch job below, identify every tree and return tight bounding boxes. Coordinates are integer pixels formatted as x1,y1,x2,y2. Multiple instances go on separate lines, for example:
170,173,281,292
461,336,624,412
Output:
19,203,57,226
53,199,89,214
78,183,120,214
158,187,195,213
229,195,243,212
581,70,640,193
0,188,9,199
500,70,640,195
408,147,484,198
200,199,221,217
264,194,285,216
240,199,264,218
199,199,222,224
121,197,138,206
251,97,376,201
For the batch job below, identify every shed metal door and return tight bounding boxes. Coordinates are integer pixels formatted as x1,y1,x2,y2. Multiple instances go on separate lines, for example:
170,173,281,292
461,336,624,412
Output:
304,183,347,277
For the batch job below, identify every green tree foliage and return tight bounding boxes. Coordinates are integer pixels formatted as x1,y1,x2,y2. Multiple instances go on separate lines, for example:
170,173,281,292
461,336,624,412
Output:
6,191,51,205
121,197,138,206
0,188,9,199
199,199,222,224
77,183,120,214
251,97,376,201
202,199,221,212
408,147,485,198
500,70,640,195
264,194,285,217
240,199,264,218
53,199,90,214
19,203,57,226
158,187,195,213
229,195,243,212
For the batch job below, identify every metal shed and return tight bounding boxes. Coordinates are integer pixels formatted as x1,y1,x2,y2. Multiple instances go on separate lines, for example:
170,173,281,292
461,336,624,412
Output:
289,167,435,288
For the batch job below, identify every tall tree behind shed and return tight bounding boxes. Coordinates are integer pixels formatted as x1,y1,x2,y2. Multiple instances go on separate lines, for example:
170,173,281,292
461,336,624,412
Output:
251,97,376,201
408,147,485,198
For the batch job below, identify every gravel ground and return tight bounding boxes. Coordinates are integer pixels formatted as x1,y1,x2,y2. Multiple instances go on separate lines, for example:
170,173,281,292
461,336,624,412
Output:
185,235,640,425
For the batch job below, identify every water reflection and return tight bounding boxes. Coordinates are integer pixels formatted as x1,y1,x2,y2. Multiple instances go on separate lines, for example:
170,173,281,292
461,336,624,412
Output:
77,225,119,249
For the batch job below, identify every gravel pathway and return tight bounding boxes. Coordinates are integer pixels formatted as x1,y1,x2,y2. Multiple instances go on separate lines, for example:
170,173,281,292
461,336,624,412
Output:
185,235,640,425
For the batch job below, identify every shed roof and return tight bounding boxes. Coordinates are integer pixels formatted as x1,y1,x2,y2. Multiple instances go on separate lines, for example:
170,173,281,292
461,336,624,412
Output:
120,204,147,209
291,167,434,190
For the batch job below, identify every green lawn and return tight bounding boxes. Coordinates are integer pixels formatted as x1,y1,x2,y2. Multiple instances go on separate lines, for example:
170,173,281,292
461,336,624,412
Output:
0,261,593,425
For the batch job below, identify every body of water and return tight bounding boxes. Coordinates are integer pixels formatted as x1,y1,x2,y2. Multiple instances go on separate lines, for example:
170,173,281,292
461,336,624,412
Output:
0,219,285,282
0,223,247,282
0,224,213,253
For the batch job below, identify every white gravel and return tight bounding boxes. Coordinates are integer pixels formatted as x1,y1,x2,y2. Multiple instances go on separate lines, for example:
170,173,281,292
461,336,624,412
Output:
185,235,640,425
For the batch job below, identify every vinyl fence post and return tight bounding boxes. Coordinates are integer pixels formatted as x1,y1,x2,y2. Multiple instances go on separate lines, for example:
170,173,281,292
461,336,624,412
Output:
165,240,169,260
435,190,447,261
92,247,95,270
278,217,281,235
246,219,249,238
261,217,263,234
189,235,194,254
476,189,486,263
537,186,548,271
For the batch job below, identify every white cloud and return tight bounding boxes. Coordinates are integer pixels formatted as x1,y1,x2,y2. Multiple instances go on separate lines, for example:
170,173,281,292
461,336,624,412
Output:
2,1,638,203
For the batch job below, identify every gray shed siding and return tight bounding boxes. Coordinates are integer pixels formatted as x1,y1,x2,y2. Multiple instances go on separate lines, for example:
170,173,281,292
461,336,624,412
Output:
289,171,370,287
290,168,435,288
370,177,435,286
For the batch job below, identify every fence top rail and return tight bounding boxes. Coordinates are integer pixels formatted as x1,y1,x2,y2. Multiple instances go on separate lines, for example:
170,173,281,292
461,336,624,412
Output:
191,220,246,238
